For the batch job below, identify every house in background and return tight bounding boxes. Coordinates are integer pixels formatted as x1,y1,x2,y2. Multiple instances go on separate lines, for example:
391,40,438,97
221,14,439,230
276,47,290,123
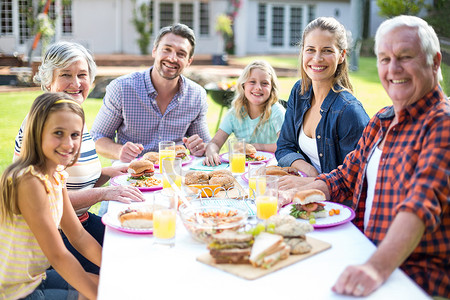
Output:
1,0,388,58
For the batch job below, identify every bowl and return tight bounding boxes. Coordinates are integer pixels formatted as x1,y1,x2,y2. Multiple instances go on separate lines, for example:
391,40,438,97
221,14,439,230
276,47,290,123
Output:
179,199,248,243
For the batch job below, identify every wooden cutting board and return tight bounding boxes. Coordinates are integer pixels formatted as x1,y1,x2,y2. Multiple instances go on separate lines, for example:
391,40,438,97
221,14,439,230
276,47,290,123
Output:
196,236,331,280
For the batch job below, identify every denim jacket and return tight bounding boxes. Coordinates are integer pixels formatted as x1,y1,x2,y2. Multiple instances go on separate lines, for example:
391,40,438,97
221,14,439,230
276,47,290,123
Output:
275,80,370,173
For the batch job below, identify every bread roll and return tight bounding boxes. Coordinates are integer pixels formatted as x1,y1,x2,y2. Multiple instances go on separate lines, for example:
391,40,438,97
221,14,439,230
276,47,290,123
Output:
119,209,154,229
293,189,326,205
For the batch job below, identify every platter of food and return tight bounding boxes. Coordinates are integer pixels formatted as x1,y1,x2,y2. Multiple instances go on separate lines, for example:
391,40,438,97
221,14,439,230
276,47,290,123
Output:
102,208,154,234
110,174,163,192
220,151,274,165
279,201,355,229
184,169,248,199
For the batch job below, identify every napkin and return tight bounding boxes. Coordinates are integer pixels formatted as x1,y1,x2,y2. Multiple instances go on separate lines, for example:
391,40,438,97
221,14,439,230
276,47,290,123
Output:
189,160,230,171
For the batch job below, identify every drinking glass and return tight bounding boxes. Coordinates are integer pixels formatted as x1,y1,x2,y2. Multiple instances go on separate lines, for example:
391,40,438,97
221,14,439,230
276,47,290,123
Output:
255,175,279,220
161,157,182,189
248,161,266,199
159,141,175,173
228,138,246,174
153,190,177,247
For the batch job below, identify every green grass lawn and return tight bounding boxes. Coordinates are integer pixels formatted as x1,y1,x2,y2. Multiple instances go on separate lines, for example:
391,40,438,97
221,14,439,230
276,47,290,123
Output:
1,56,448,174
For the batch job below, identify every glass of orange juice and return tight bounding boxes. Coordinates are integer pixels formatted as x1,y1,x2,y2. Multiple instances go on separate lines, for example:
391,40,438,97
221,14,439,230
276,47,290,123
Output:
228,138,246,174
159,141,175,173
255,175,278,220
153,190,177,247
248,161,266,199
161,157,182,189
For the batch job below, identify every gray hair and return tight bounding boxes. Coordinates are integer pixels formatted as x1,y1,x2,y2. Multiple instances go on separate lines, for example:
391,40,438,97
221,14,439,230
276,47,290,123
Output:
153,23,196,58
34,41,97,91
374,15,442,81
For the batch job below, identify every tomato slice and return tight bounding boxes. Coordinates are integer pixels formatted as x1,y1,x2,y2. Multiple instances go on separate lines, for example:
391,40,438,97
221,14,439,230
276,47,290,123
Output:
302,203,318,212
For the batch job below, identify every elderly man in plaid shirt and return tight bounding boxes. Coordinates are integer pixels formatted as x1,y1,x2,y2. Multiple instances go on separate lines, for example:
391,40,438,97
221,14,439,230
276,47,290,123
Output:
91,23,211,163
292,16,449,298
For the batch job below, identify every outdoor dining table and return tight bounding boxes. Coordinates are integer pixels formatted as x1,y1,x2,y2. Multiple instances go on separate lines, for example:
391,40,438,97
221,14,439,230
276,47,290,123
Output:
98,157,431,300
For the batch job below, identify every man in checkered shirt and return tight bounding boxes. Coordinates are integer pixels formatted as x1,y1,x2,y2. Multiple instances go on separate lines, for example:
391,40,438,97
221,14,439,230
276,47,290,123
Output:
91,23,211,163
291,16,449,298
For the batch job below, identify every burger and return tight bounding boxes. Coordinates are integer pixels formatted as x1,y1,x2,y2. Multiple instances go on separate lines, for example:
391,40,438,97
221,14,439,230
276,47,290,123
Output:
290,189,327,220
127,160,155,179
169,145,188,159
245,144,257,160
143,152,159,164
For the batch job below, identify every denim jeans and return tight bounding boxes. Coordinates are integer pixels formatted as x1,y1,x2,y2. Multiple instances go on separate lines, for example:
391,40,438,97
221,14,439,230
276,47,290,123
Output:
21,270,78,300
61,212,105,274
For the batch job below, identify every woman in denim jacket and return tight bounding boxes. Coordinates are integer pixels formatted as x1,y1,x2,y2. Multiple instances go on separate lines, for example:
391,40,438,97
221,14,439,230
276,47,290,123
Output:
276,17,369,190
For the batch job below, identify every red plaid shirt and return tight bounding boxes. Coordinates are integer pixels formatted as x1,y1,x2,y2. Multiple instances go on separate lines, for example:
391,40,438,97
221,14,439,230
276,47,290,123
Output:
319,85,449,297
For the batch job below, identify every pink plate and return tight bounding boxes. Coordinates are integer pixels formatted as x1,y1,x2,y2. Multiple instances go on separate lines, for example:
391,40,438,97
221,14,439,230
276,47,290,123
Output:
278,202,355,229
110,174,163,192
154,155,195,169
241,169,307,182
220,151,274,165
102,211,153,234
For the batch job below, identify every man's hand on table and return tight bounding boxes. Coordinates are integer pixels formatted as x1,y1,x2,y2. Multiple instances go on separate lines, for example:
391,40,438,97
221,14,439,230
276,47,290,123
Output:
183,135,206,157
119,142,144,162
332,263,384,297
279,175,315,190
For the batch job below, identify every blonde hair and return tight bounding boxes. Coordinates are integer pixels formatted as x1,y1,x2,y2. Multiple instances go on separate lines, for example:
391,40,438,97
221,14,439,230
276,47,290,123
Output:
232,60,279,138
0,92,85,223
299,17,353,95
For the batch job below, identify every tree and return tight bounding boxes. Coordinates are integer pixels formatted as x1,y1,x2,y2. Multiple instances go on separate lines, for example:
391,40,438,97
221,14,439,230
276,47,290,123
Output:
376,0,426,17
132,0,153,55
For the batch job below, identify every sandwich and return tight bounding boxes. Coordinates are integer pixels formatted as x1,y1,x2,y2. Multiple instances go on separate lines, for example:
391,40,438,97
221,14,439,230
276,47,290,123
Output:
269,215,314,255
249,232,290,269
169,145,188,159
208,231,254,264
290,189,327,220
119,208,153,229
128,160,155,179
143,152,159,164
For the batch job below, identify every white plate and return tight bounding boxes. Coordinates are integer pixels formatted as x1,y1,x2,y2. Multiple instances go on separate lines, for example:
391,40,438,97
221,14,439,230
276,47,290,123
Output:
110,174,163,192
102,210,153,234
279,201,355,228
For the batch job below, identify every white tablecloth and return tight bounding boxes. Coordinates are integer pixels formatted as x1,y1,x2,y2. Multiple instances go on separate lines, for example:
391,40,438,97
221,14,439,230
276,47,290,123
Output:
98,158,430,300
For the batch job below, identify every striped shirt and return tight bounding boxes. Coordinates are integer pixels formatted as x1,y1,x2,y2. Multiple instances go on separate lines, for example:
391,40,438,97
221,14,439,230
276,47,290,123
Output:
319,85,450,297
220,102,285,144
14,119,102,216
90,67,211,154
0,166,66,300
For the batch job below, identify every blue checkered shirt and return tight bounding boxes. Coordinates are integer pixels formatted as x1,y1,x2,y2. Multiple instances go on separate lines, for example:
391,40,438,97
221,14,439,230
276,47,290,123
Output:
90,67,211,154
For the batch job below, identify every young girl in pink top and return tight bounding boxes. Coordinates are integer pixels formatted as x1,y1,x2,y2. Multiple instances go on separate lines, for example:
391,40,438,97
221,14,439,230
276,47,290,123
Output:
0,92,101,300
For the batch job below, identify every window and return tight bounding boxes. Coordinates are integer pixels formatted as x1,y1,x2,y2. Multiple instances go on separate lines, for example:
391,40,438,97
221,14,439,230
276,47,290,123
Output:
308,5,316,23
258,3,266,37
271,6,284,47
62,0,73,34
199,2,209,36
18,0,31,44
160,3,174,28
290,7,302,46
1,0,13,34
180,3,193,29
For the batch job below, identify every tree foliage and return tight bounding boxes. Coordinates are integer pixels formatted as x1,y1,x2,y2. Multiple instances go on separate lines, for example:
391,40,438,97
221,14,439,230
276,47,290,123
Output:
376,0,425,17
132,0,153,55
424,0,450,37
